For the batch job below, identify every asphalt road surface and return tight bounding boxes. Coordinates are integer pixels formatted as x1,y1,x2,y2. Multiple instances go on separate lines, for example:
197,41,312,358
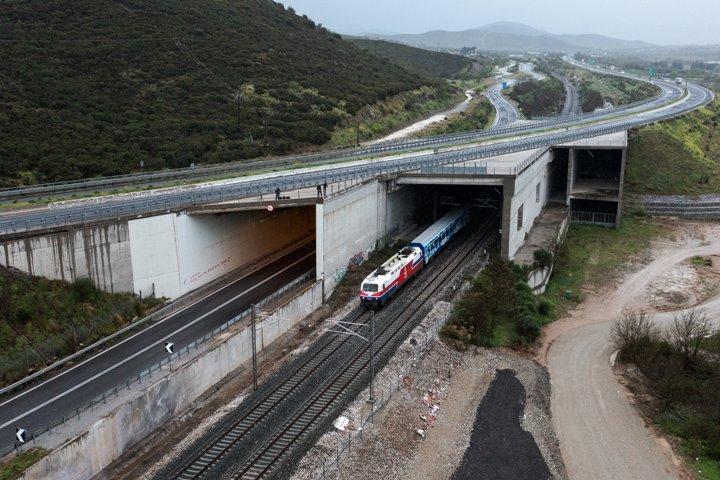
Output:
486,81,522,127
0,240,315,453
560,77,580,116
452,369,551,480
548,235,720,480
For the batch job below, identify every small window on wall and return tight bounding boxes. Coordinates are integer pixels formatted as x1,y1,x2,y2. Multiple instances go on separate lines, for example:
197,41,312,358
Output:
536,182,541,203
517,204,524,231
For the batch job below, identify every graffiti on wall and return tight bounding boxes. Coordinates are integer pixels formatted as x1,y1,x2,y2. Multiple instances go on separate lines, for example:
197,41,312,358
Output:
183,256,232,286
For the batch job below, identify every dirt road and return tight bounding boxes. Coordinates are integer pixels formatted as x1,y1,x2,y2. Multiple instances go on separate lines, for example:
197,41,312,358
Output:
543,225,720,480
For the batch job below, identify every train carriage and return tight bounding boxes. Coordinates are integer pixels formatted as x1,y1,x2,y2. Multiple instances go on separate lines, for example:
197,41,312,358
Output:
409,207,470,264
359,207,470,308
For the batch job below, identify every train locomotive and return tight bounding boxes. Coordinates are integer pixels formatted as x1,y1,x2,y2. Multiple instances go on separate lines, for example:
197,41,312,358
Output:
359,207,470,308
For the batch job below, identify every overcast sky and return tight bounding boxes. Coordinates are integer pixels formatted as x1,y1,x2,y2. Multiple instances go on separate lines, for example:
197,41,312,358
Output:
281,0,720,46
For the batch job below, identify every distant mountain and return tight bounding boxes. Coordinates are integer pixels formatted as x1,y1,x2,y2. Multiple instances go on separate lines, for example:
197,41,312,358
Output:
557,34,653,51
377,22,656,53
479,21,549,37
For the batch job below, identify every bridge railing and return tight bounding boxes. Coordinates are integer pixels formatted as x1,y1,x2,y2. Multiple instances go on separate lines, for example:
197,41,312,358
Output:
0,84,713,238
0,269,317,460
570,211,617,226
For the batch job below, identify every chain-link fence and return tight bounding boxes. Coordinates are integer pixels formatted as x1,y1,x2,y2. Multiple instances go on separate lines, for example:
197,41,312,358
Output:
311,307,449,480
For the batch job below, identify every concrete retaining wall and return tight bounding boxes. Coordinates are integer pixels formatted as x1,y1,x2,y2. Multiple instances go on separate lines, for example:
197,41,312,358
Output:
0,223,133,293
527,212,570,294
20,281,323,480
507,150,553,260
320,181,381,294
381,183,417,239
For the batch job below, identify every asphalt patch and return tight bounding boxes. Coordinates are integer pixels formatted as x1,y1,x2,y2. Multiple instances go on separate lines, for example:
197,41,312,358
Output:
452,368,552,480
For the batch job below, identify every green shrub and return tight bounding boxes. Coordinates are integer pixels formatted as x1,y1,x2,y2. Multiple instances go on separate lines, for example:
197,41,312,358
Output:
72,277,98,303
516,314,541,342
537,298,554,317
533,248,553,269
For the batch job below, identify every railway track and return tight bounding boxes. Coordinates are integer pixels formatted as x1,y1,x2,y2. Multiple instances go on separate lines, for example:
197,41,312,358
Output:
162,215,498,480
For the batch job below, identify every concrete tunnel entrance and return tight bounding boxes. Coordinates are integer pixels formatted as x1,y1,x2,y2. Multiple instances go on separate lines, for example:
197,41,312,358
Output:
412,185,503,225
132,204,317,299
381,184,504,250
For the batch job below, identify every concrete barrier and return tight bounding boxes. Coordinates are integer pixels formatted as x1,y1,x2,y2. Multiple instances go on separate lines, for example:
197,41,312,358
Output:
19,281,323,480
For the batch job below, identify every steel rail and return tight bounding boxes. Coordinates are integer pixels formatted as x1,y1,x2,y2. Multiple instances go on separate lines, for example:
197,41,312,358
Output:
167,217,497,479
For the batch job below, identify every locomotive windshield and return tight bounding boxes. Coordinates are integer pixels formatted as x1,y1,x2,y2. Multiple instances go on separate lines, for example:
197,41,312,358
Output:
362,283,379,292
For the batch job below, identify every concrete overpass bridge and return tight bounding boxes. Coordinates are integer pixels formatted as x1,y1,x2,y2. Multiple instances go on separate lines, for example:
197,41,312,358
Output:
0,59,714,470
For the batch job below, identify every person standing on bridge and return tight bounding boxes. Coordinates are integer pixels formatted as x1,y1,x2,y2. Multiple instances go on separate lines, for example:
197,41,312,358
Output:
275,187,281,200
316,185,322,198
322,181,327,197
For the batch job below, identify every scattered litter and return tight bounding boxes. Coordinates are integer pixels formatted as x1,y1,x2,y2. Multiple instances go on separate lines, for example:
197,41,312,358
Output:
333,416,350,432
402,376,413,388
415,428,426,439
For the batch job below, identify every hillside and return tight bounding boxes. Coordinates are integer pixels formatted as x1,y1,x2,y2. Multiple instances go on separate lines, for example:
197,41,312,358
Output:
0,0,448,186
507,78,565,117
625,99,720,195
349,38,471,78
379,22,655,53
0,266,160,386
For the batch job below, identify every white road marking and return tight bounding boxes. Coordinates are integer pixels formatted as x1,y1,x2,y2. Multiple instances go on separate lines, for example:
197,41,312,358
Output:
0,241,313,411
0,248,314,428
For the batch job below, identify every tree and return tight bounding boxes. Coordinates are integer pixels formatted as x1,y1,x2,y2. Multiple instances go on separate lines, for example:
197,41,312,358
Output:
666,309,711,368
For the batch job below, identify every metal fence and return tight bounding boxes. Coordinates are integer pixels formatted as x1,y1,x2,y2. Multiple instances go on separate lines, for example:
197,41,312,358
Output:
0,237,315,398
0,83,713,237
0,68,691,205
310,307,449,480
2,269,316,459
570,211,617,226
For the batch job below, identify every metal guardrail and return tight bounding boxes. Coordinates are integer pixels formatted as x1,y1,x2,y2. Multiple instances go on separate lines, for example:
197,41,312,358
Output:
570,211,617,225
1,269,317,459
0,79,712,238
0,66,682,203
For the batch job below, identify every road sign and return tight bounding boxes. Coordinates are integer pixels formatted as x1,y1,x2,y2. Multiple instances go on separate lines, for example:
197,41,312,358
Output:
164,342,174,355
15,427,26,444
267,205,274,212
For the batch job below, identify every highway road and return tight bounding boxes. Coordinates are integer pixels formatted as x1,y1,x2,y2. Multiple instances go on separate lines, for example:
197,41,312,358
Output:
559,76,581,116
519,62,547,81
0,240,315,453
0,72,709,239
547,232,720,480
486,80,523,127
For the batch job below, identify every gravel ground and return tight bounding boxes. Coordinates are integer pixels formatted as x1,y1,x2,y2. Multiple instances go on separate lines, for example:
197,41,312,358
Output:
290,320,567,480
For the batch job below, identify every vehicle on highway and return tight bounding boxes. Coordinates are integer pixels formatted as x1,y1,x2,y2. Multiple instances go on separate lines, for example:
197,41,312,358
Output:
359,207,470,308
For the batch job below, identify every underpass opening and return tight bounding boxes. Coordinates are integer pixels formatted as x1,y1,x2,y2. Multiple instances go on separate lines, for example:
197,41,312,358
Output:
549,148,569,203
406,184,503,235
568,147,625,228
130,205,316,299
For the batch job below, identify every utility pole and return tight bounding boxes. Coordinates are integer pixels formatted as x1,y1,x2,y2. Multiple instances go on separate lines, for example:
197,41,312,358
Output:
369,310,376,403
263,108,270,156
356,122,360,147
327,313,377,404
251,304,258,391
